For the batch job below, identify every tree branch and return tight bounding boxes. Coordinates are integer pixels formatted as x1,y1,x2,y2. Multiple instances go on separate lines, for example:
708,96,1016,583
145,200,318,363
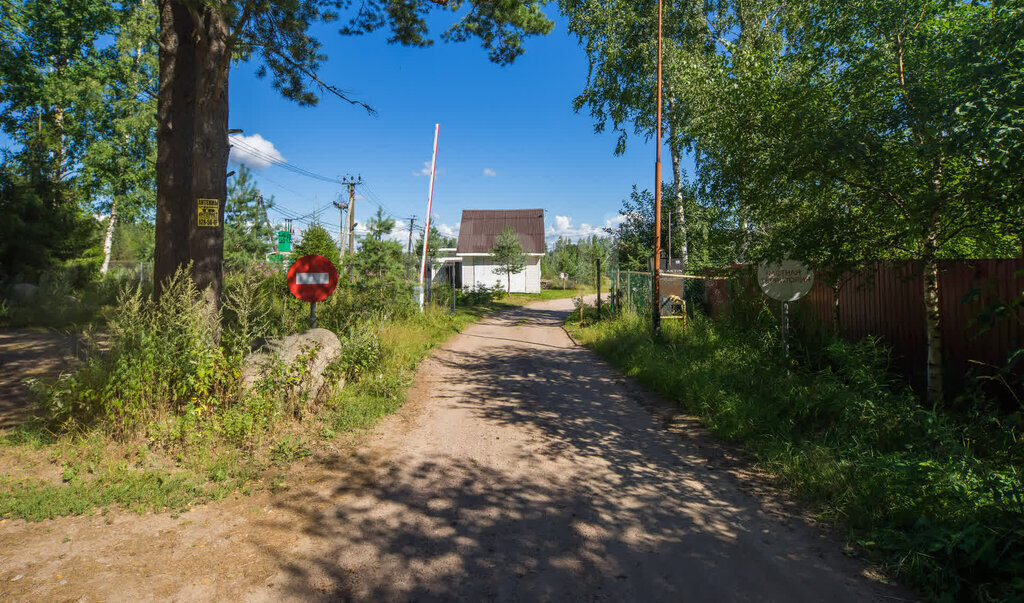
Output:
263,44,376,114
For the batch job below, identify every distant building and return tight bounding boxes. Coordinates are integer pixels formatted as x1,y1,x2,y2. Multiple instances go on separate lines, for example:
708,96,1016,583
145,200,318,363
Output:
456,209,544,293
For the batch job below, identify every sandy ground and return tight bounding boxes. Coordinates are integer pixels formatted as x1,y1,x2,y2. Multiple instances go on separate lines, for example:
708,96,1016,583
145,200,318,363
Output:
0,298,913,602
0,328,81,430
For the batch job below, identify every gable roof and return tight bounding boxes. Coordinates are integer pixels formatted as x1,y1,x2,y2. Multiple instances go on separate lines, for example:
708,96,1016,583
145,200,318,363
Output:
456,209,545,254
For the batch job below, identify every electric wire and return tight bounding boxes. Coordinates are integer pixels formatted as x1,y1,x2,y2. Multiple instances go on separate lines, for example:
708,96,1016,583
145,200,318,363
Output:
229,137,344,184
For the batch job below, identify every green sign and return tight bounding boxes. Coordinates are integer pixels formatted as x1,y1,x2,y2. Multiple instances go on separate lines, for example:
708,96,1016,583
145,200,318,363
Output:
277,230,292,252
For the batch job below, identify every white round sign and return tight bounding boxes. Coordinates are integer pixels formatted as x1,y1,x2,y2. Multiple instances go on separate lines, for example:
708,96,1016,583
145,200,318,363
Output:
757,260,814,301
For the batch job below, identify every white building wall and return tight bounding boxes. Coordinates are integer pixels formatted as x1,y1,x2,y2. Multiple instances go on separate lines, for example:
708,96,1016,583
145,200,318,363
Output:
460,256,542,293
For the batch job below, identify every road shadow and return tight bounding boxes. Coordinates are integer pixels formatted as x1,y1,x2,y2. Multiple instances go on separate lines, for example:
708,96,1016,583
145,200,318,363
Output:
255,302,905,602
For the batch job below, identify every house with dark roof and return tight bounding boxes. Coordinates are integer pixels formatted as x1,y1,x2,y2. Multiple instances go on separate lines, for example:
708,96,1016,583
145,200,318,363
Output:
455,209,545,293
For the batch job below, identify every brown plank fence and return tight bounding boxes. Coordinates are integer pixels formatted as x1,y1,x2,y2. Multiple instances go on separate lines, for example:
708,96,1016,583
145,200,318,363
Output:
703,259,1024,388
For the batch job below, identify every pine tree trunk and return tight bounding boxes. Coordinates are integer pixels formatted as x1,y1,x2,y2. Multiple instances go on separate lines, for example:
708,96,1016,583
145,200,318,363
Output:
155,0,195,298
923,226,944,405
189,6,230,307
154,0,229,307
100,199,118,275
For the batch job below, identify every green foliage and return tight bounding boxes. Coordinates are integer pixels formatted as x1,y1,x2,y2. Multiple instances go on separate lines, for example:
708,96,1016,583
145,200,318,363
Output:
348,232,415,321
293,222,340,267
109,219,154,262
336,326,384,382
0,0,156,280
456,283,505,305
543,234,612,286
572,312,1024,601
0,160,99,280
224,166,274,266
365,206,395,241
490,225,527,295
0,470,217,522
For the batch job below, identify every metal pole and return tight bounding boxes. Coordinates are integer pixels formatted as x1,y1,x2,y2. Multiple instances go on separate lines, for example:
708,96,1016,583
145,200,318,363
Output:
309,301,317,329
418,124,440,289
781,301,789,360
651,0,663,337
597,258,602,319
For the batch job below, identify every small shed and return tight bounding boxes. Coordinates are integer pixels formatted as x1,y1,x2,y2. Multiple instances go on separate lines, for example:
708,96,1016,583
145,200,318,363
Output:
456,209,545,293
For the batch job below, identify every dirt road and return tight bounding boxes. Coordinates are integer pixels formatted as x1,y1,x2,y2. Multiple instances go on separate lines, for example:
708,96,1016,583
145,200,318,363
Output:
0,298,908,601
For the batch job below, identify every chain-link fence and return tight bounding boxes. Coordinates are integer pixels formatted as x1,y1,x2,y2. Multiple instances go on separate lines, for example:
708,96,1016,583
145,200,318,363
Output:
106,260,153,287
609,268,711,320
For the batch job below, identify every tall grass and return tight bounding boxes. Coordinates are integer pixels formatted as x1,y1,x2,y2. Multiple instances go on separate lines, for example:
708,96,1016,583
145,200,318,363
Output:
572,309,1024,602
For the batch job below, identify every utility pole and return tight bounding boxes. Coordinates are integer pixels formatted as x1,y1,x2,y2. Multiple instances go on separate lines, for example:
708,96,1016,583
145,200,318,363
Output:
651,0,663,337
340,176,362,255
333,195,348,257
256,190,274,250
408,216,416,255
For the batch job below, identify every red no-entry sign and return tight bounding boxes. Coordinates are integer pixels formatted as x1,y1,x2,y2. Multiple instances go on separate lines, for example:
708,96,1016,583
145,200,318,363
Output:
287,255,339,302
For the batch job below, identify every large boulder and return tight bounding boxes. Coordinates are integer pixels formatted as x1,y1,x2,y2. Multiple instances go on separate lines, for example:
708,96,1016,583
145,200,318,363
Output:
9,283,39,305
242,328,343,402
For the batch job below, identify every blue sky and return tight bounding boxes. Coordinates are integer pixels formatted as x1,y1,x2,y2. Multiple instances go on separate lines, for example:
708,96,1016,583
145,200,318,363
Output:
228,11,681,249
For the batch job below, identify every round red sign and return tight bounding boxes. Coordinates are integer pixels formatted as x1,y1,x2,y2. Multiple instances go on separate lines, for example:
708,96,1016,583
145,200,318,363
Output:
287,255,339,302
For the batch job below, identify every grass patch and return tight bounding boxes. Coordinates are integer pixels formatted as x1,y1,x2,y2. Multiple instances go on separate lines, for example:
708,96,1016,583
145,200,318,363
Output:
569,310,1024,602
502,287,595,305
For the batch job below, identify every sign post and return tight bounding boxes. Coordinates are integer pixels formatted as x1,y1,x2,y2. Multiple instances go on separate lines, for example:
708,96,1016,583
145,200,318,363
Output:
757,260,814,361
287,255,339,329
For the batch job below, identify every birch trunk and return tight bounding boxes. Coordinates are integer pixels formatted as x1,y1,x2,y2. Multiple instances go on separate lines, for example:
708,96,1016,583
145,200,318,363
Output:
100,199,118,275
669,125,688,268
923,224,944,405
831,275,841,333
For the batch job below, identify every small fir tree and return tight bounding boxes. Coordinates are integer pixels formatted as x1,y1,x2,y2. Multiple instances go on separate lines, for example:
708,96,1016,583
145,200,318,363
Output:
490,225,527,296
294,223,340,268
224,166,274,266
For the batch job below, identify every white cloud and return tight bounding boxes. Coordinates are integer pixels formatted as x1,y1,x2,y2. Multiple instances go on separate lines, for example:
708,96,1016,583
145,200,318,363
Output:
547,215,598,239
435,222,459,239
482,168,497,177
412,161,446,178
228,133,285,170
545,214,624,244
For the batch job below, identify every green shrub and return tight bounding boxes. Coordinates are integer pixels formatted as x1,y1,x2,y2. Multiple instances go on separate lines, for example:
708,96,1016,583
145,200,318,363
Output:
33,267,333,450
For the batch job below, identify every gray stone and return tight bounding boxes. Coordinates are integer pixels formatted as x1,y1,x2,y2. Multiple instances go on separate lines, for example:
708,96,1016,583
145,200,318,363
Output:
10,283,39,305
242,328,343,401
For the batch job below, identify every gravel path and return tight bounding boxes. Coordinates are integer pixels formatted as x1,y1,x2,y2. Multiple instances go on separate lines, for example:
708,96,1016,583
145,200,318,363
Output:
0,298,910,602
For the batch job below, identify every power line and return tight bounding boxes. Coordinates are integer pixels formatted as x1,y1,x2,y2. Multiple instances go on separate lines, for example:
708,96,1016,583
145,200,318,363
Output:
230,137,345,184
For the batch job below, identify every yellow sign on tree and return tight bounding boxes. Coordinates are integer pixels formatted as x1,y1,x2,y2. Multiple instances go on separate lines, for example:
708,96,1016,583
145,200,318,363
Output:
197,199,219,227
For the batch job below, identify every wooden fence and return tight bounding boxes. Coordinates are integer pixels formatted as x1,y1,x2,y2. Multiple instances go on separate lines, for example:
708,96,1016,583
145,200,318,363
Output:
703,259,1024,387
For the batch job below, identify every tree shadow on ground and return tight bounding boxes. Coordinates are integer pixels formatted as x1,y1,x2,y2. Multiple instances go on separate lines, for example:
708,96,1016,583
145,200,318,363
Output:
254,303,901,602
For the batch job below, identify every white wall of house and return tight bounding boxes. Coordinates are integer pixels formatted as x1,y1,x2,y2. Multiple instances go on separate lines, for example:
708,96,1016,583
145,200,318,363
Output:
460,255,541,293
